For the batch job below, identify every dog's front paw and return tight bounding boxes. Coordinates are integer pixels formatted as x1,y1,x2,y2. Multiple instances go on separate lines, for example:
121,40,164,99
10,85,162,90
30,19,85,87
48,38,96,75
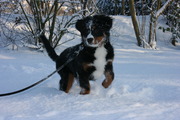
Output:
102,79,112,88
80,88,90,95
102,71,114,88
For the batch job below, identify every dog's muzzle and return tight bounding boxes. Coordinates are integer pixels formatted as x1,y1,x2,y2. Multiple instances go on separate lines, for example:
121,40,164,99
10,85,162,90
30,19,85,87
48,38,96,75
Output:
87,38,94,44
84,34,106,47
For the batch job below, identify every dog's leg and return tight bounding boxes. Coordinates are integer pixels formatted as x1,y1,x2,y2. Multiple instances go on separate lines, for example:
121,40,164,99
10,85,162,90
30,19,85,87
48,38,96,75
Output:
59,71,74,93
79,75,90,95
65,73,74,93
102,61,114,88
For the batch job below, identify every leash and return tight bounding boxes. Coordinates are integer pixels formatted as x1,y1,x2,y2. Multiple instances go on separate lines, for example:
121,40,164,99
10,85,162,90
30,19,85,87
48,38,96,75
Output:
0,45,84,97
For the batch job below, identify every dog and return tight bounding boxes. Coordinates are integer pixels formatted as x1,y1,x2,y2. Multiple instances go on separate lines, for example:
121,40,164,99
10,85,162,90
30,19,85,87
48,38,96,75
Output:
40,15,114,95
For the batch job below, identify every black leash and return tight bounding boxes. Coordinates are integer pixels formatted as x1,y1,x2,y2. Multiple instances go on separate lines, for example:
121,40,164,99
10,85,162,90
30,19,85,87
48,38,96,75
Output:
0,45,84,97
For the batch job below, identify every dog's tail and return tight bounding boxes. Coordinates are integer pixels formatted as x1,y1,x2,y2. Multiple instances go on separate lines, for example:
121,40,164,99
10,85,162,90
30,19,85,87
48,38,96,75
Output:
40,35,58,62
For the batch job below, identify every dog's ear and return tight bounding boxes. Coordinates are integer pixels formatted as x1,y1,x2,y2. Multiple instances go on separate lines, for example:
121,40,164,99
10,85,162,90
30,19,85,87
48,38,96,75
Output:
75,19,83,32
76,16,92,32
103,16,113,31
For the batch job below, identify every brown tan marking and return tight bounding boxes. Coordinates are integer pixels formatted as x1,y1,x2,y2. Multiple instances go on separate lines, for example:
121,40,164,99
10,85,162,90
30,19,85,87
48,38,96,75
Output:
80,83,90,95
107,60,113,64
65,73,74,93
82,63,93,71
94,36,104,43
80,89,90,95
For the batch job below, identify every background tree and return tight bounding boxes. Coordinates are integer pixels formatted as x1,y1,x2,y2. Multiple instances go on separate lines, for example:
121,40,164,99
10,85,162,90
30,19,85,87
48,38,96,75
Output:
129,0,142,46
128,0,174,49
148,0,174,49
160,0,179,46
121,0,125,15
97,0,124,15
80,0,98,16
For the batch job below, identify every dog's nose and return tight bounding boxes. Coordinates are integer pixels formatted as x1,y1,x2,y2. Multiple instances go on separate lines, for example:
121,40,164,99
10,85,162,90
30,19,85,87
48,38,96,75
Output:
87,38,93,43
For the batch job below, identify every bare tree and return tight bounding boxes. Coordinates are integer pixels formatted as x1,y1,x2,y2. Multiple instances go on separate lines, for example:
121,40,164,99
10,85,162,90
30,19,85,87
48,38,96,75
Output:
0,0,100,49
0,0,84,49
20,0,82,48
148,0,174,49
129,0,174,49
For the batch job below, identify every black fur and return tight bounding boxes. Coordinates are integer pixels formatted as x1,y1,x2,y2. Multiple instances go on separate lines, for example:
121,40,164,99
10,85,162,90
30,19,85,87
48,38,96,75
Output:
40,35,58,61
40,15,114,95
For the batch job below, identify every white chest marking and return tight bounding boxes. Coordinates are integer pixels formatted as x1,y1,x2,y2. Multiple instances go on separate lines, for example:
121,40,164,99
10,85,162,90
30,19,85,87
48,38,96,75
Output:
92,45,107,79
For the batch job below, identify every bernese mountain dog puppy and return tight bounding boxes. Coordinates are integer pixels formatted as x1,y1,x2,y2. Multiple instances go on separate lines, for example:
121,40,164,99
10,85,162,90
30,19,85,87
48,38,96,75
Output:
40,15,114,95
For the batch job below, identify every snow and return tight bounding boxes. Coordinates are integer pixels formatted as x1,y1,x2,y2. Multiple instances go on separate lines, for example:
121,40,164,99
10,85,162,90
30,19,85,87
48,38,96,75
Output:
0,16,180,120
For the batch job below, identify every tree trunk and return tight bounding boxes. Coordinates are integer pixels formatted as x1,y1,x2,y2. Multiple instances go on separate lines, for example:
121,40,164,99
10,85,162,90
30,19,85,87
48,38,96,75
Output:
114,0,119,15
148,13,157,49
129,0,142,46
121,0,125,15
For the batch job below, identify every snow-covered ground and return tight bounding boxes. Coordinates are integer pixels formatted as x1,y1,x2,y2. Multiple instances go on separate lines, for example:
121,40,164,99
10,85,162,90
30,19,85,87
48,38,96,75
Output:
0,16,180,120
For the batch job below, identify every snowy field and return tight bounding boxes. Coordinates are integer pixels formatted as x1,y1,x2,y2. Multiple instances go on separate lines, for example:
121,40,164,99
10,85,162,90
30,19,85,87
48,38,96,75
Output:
0,16,180,120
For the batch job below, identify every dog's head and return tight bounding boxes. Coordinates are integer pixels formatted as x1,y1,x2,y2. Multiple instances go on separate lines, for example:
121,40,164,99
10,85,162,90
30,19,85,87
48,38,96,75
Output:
76,15,113,47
